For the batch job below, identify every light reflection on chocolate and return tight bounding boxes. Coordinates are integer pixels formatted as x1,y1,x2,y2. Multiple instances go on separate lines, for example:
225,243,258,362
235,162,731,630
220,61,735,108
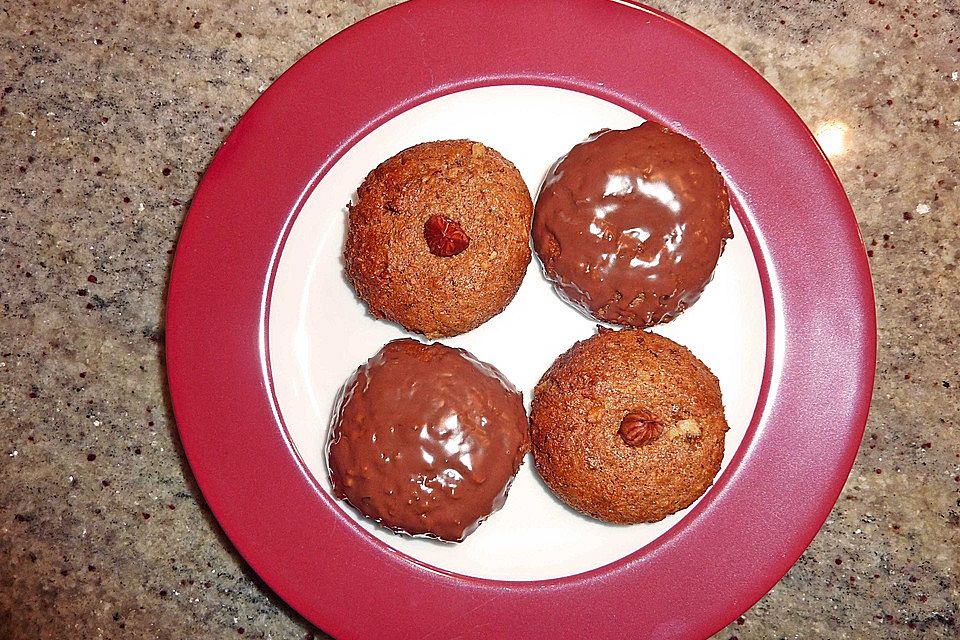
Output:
327,339,529,542
533,123,733,327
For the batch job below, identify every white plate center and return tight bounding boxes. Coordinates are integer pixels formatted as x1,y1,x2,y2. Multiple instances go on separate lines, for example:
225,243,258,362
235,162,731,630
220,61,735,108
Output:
267,85,765,581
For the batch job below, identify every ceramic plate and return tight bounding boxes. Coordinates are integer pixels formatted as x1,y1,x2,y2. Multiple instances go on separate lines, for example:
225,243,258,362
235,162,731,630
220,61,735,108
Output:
166,1,875,638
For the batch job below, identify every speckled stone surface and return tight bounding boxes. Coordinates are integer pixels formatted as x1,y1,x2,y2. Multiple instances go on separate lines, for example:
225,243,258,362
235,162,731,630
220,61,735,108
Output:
1,1,957,638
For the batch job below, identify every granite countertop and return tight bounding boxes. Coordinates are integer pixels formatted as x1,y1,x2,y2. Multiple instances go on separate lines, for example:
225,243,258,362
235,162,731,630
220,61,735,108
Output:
1,1,957,638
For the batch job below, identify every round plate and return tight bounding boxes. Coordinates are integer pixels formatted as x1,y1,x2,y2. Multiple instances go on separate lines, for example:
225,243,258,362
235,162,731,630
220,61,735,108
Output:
166,1,876,638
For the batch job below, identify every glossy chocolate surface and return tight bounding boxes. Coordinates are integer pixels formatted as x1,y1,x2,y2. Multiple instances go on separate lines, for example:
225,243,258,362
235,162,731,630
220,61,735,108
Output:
327,339,529,542
533,123,733,327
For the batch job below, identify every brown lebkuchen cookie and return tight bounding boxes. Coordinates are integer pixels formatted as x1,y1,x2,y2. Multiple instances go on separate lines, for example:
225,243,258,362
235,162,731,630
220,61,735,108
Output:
530,327,728,524
344,140,533,338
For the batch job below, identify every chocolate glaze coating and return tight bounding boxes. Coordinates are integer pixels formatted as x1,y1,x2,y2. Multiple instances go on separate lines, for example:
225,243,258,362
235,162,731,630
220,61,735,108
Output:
327,339,530,542
533,123,733,328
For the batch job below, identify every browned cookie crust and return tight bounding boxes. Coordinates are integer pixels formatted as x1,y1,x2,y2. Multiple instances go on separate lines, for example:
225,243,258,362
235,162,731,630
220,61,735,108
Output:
530,328,728,524
344,140,533,338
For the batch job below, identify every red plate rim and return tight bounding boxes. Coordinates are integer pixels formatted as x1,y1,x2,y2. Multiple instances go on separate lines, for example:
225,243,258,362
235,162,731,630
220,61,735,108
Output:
166,1,877,638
